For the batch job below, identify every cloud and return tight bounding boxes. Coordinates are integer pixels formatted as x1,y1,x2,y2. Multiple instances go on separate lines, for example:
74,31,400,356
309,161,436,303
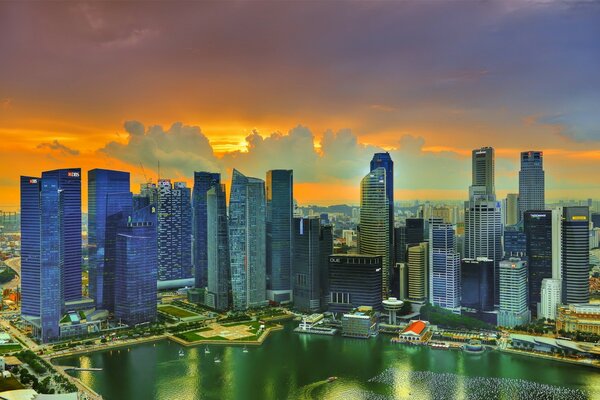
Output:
100,28,157,49
100,121,220,179
0,98,11,110
528,111,600,142
37,140,80,156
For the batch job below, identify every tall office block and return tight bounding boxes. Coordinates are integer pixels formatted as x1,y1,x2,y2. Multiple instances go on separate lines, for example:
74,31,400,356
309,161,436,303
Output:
114,221,158,326
504,224,526,258
292,217,321,312
370,153,394,265
157,180,192,282
498,258,530,328
461,258,494,312
328,254,382,313
406,218,425,245
206,184,231,311
540,278,562,320
407,242,428,302
318,225,333,311
359,167,391,298
524,211,553,316
519,151,545,219
20,169,82,342
229,169,267,310
562,207,590,304
192,172,220,289
472,147,495,197
504,193,519,226
464,199,502,305
88,169,131,310
266,169,293,303
430,224,461,312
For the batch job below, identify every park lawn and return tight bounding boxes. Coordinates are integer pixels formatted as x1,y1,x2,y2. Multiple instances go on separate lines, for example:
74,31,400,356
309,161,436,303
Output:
159,305,198,319
0,344,21,355
176,331,228,343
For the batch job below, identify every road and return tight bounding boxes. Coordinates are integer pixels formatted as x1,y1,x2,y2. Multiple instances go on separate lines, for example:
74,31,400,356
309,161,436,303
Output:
2,256,20,290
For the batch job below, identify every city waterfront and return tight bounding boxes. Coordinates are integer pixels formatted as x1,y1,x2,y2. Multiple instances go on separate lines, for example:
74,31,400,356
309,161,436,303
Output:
57,323,600,400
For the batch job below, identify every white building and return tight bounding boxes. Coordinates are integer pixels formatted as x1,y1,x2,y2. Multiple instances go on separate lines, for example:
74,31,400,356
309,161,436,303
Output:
498,258,531,328
540,278,562,320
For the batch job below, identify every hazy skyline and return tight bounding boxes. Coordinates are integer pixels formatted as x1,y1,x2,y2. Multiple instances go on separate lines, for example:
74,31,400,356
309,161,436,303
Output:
1,1,599,210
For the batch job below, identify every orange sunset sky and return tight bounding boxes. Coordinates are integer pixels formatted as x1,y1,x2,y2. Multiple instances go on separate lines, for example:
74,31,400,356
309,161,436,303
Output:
1,1,600,211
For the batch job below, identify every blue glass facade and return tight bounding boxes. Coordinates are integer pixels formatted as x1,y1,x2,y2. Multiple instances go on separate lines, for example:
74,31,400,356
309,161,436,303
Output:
114,221,158,326
206,184,231,311
21,169,82,342
504,223,526,258
88,169,130,310
266,170,293,303
430,224,460,310
192,172,221,289
524,211,552,316
370,153,394,289
460,258,494,312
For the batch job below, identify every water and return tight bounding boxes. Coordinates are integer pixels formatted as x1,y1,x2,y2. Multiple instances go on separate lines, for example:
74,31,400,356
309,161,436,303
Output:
57,323,600,400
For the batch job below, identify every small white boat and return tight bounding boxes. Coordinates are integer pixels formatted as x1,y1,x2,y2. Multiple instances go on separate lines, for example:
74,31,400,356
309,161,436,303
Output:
178,349,185,357
204,346,210,354
243,346,248,353
214,357,221,363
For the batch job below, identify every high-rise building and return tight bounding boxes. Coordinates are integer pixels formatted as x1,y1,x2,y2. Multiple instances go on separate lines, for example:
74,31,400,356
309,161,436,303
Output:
524,211,553,316
157,180,192,282
266,169,293,303
359,167,391,298
206,184,231,311
430,224,461,312
498,258,531,328
370,152,394,264
114,221,158,326
406,218,425,245
88,169,131,311
464,199,502,305
192,172,221,289
318,225,334,310
407,242,428,302
328,254,383,314
519,151,545,220
229,169,267,310
540,278,561,320
460,258,494,312
471,147,495,197
20,169,82,342
562,207,590,304
503,223,526,258
504,193,519,226
292,217,321,312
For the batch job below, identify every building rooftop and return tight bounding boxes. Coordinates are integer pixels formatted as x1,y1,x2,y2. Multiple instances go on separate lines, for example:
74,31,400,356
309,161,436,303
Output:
402,320,427,335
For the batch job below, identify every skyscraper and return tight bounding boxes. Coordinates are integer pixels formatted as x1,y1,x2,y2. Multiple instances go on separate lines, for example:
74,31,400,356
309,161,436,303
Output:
370,152,394,263
266,169,293,303
114,221,158,326
519,151,544,220
407,242,428,302
540,278,561,320
292,217,321,312
318,225,333,311
465,147,502,305
359,167,391,298
562,207,590,304
504,193,519,226
471,147,495,197
430,223,461,312
229,169,267,310
192,172,221,289
524,211,553,316
20,169,82,342
503,223,526,258
328,254,383,313
460,258,494,312
498,258,531,328
88,169,131,311
206,184,231,311
157,179,192,282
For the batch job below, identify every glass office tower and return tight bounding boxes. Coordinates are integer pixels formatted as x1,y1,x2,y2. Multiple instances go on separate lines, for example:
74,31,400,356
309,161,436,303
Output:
524,211,553,316
562,207,590,304
206,184,231,311
519,151,545,220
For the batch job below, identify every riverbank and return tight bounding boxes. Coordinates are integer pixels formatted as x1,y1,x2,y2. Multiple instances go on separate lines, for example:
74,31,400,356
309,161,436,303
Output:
499,346,600,370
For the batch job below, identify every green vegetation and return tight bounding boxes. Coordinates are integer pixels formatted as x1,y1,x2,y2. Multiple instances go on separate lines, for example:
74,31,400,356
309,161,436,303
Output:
400,301,413,315
0,343,21,354
219,313,251,324
557,329,600,343
175,331,204,342
513,318,556,335
16,350,49,375
0,266,16,284
158,305,198,319
419,304,495,331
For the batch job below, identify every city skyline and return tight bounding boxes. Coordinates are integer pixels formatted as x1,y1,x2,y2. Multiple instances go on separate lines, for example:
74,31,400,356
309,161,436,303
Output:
2,1,600,209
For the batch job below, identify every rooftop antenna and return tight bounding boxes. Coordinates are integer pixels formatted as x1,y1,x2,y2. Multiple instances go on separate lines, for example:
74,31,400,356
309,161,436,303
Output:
157,160,160,182
139,161,149,183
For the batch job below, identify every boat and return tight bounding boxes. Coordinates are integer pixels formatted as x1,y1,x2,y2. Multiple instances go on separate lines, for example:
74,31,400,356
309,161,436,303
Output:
204,346,210,354
214,357,221,363
243,346,249,353
327,376,338,383
178,349,185,357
